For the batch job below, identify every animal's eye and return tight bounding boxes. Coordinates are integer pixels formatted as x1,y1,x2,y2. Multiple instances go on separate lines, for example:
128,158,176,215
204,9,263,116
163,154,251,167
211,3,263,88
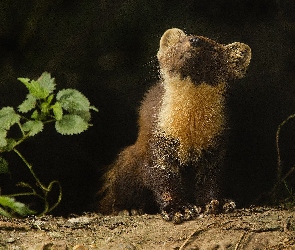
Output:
189,37,210,48
189,37,200,47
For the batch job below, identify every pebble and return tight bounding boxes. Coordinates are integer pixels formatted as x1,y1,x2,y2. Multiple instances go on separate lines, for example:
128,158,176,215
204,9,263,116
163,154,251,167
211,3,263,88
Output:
6,237,16,243
73,245,88,250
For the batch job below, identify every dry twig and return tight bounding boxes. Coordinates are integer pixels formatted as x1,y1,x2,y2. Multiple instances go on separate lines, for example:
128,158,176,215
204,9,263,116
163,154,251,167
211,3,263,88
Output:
179,222,217,250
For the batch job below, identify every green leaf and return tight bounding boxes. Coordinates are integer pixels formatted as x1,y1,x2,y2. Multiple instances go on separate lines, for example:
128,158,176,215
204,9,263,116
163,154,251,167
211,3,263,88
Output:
55,114,88,135
17,77,30,86
18,78,48,99
90,106,99,112
37,72,56,95
31,110,39,120
0,196,35,217
0,107,20,130
22,120,44,136
0,128,7,147
72,110,91,122
56,89,91,112
2,138,17,152
40,101,50,114
0,206,12,217
18,72,55,100
47,94,54,104
52,102,63,120
0,157,9,174
18,94,37,113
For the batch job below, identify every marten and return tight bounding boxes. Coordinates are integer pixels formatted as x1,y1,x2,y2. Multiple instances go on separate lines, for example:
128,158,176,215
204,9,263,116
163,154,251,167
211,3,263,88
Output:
98,28,251,223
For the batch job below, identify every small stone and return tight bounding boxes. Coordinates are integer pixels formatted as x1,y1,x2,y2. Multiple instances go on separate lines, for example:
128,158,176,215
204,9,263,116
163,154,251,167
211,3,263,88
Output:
73,245,87,250
43,243,54,250
67,216,91,224
6,237,16,243
118,210,130,216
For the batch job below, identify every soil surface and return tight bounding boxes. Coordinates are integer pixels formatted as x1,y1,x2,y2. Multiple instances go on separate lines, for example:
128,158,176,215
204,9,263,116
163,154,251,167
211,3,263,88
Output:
0,207,294,249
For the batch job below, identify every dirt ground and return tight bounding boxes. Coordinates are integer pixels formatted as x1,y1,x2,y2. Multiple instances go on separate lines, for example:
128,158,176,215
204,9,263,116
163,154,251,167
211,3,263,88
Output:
0,206,294,250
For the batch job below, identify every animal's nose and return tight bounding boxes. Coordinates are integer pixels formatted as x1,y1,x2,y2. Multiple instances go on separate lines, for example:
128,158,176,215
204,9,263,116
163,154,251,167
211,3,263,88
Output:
189,37,200,47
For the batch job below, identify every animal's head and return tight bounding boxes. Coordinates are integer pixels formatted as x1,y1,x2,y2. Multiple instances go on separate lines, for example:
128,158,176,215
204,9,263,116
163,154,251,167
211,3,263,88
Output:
157,28,251,84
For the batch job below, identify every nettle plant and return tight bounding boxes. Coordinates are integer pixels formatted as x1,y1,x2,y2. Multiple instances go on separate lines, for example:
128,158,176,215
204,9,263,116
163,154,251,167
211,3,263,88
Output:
0,72,97,217
274,114,295,207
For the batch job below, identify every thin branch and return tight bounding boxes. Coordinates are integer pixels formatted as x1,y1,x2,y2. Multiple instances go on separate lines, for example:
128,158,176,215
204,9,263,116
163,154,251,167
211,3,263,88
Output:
276,113,295,182
179,222,217,250
12,148,62,216
234,232,247,250
13,148,47,191
17,121,25,137
41,180,62,216
270,165,295,197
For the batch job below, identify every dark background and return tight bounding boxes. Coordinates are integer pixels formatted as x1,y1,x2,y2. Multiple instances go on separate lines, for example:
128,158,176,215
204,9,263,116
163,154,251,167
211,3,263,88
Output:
0,0,295,215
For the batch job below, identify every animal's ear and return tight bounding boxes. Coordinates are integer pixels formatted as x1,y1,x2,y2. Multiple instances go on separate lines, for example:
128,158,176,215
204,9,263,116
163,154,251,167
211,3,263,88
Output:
159,28,186,52
225,42,252,79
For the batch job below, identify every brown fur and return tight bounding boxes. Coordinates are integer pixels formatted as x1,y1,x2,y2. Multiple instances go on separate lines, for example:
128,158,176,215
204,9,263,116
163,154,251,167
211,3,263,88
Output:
98,28,251,222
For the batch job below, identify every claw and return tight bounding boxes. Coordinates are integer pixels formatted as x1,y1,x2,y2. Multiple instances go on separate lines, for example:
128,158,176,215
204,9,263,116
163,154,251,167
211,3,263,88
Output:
172,212,184,224
183,205,201,220
161,210,172,221
222,200,236,213
161,204,201,223
205,199,220,214
204,199,236,214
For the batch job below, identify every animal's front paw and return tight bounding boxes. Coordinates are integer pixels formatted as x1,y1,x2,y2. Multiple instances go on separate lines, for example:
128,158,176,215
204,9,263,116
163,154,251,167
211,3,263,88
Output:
161,204,201,224
221,199,236,213
205,199,236,214
205,199,220,214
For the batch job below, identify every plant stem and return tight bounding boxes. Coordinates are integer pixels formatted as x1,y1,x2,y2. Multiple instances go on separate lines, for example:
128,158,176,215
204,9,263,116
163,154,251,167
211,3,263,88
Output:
40,180,62,216
276,113,295,182
270,165,295,199
17,122,25,136
12,148,62,216
13,148,47,191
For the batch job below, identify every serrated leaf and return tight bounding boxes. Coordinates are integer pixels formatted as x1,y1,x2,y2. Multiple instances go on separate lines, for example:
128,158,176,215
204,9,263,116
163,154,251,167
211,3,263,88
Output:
18,94,37,113
17,77,30,86
72,110,91,122
0,196,35,217
0,157,9,174
40,101,50,114
2,138,17,152
47,94,54,104
52,102,63,120
18,77,49,99
22,120,43,136
0,206,12,217
31,110,39,120
55,114,88,135
0,128,7,148
90,106,98,112
37,72,56,95
56,89,90,112
0,107,20,130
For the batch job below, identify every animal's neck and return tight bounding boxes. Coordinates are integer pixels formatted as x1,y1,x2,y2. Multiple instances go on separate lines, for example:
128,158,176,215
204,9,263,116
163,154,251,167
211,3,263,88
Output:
157,75,226,162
